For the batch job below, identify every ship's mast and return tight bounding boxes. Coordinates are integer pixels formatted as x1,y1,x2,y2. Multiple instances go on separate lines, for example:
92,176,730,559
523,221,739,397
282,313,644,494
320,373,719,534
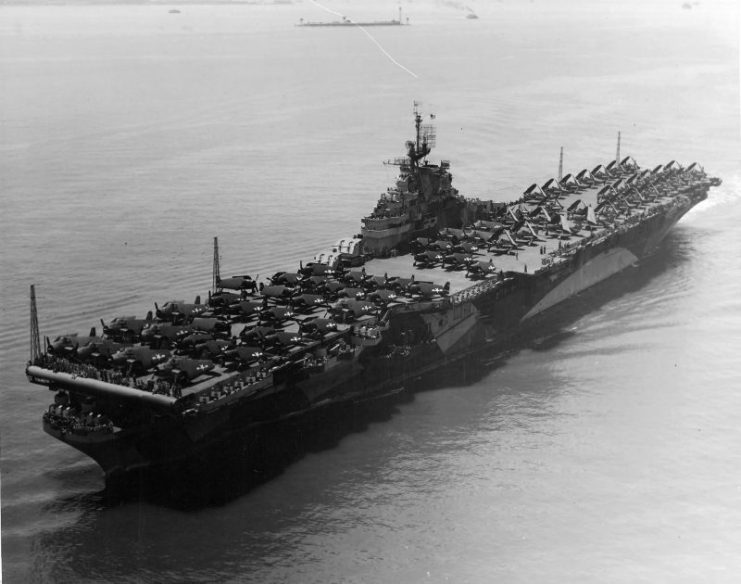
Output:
409,102,434,168
29,284,42,364
558,146,564,181
616,131,621,165
414,102,422,154
212,236,220,294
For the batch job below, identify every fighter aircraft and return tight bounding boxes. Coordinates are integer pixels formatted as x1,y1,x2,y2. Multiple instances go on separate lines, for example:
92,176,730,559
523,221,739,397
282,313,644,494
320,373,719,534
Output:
208,290,242,310
191,338,232,360
259,284,293,302
592,164,613,181
140,323,192,348
111,346,171,373
223,345,265,370
239,325,276,347
299,317,338,338
190,317,231,337
155,298,207,323
337,287,366,300
410,281,449,298
367,275,389,290
291,293,327,313
427,240,453,253
216,275,257,294
76,337,125,364
441,228,468,243
442,252,475,270
490,231,519,255
413,250,442,268
229,299,264,320
156,356,215,383
263,330,304,349
331,299,377,322
176,331,215,353
541,178,566,196
410,237,431,253
270,272,303,287
343,270,367,286
298,262,335,277
258,306,295,325
467,259,497,279
101,314,153,342
47,328,98,356
367,289,399,306
575,168,597,186
321,280,346,301
452,242,479,254
558,173,583,192
297,275,326,293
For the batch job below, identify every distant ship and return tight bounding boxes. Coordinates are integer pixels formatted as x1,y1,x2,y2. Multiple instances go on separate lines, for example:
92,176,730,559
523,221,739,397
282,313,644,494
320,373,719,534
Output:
297,7,409,27
26,106,720,489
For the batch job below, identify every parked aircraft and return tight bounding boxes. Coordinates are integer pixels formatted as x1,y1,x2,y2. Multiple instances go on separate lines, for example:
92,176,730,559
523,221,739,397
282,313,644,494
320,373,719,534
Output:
47,328,98,356
216,275,257,293
76,337,124,363
157,356,214,383
291,294,327,312
155,298,206,322
299,317,338,337
442,252,475,269
140,323,192,348
467,260,497,279
101,314,153,342
414,250,442,268
259,306,295,325
223,345,265,370
111,346,171,372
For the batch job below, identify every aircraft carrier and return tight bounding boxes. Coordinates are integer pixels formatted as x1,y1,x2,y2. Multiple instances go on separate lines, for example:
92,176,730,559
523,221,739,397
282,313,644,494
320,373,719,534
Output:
26,108,721,487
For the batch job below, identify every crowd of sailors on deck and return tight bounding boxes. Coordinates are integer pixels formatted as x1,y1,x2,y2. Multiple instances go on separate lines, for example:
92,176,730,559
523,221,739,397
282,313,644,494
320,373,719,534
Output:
44,392,114,434
352,324,382,340
196,367,272,406
45,404,114,434
31,354,179,397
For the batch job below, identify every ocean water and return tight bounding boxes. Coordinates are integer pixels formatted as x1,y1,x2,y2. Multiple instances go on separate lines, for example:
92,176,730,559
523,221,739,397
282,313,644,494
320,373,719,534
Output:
1,0,740,582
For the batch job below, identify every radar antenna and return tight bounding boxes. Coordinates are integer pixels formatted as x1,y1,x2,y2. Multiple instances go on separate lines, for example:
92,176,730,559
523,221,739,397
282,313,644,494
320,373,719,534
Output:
411,101,435,165
29,284,42,364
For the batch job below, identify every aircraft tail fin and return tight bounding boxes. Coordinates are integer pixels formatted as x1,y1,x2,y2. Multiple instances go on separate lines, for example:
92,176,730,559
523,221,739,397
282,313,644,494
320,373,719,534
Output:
195,295,201,305
89,327,96,338
146,310,153,321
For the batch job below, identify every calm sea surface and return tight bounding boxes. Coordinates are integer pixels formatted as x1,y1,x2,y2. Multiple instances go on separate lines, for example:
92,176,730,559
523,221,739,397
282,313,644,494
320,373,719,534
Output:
1,1,740,582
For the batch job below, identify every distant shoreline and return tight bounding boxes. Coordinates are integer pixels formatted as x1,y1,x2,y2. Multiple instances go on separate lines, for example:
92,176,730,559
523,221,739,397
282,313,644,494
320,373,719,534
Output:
0,0,297,6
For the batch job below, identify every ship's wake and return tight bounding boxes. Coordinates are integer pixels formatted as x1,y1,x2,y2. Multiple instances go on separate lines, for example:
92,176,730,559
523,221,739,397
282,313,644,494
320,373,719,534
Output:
307,0,419,79
684,172,741,219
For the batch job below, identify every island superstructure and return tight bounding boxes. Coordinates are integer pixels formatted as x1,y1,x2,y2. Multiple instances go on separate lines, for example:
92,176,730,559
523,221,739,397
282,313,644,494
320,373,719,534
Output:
26,108,721,484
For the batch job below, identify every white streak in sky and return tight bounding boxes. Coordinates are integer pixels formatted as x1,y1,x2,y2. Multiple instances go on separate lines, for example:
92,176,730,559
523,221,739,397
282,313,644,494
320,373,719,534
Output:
307,0,419,79
308,0,343,18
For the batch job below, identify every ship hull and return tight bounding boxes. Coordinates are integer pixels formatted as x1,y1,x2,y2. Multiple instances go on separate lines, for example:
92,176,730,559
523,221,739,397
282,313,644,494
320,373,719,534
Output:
46,190,704,493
